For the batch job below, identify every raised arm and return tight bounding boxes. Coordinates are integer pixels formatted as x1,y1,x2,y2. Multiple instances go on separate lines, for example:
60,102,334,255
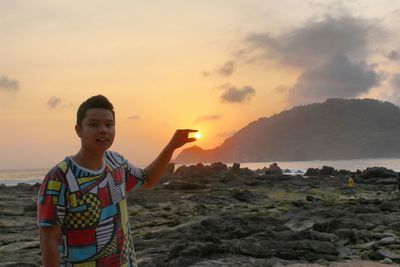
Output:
141,129,197,189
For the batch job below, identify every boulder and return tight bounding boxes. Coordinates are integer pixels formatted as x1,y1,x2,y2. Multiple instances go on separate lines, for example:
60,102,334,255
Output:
360,167,397,179
304,168,321,176
265,163,283,175
320,166,337,176
210,162,228,172
162,181,208,190
230,163,240,173
231,190,255,203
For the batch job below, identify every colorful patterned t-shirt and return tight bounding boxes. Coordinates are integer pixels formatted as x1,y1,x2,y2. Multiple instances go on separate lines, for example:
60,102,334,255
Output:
37,151,146,267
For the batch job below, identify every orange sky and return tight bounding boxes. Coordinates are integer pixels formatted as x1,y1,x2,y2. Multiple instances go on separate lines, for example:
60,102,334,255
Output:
1,1,400,169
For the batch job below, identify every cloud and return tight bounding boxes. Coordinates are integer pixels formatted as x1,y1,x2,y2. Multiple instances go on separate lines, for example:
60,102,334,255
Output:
128,115,141,120
220,86,256,103
247,15,377,67
194,114,221,123
274,85,289,94
289,52,380,105
0,75,19,92
47,96,61,109
202,60,236,77
218,61,235,76
391,73,400,89
387,50,400,61
243,14,382,105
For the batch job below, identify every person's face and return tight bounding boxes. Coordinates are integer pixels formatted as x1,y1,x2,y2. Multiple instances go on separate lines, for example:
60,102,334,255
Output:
75,108,115,153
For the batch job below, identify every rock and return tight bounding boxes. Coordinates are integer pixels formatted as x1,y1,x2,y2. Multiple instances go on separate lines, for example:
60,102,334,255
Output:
388,222,400,231
265,163,283,175
0,263,40,267
377,249,400,260
304,168,321,176
338,169,352,175
313,218,375,233
231,190,255,203
306,195,321,202
354,241,376,250
162,181,208,190
210,162,228,172
230,163,240,173
333,228,357,243
0,241,40,252
381,258,393,264
380,201,400,212
23,201,37,212
378,236,400,245
285,220,314,232
283,169,291,173
320,166,337,176
360,167,397,179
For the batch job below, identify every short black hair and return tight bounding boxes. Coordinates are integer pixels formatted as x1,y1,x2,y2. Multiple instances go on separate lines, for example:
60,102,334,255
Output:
77,95,115,126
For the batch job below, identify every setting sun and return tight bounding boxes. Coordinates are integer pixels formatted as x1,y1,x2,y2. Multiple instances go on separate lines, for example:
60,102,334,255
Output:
194,132,202,139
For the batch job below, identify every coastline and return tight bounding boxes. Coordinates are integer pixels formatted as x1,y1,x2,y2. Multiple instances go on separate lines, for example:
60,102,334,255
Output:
1,163,400,266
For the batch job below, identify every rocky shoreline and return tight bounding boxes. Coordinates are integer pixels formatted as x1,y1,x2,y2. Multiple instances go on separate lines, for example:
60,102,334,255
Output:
1,163,400,266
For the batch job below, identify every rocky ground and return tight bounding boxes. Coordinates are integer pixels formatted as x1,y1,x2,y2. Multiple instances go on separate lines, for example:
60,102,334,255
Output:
0,163,400,267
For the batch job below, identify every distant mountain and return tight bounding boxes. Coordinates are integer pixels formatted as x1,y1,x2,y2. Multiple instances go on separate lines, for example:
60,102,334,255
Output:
175,98,400,163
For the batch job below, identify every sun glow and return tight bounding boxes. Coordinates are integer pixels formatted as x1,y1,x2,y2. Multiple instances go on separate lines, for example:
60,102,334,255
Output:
194,132,202,139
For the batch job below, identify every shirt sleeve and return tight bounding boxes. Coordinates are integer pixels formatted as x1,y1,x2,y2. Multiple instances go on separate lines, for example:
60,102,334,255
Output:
106,151,147,193
125,162,147,193
37,166,67,227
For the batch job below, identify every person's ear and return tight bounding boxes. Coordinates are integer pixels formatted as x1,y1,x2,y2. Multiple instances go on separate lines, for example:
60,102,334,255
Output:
75,124,82,137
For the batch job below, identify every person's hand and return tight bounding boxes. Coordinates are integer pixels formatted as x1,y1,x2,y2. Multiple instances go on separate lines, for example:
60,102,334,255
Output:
167,129,197,150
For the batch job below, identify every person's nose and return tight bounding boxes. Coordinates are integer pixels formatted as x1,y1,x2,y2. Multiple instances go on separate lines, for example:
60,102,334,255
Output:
99,124,108,134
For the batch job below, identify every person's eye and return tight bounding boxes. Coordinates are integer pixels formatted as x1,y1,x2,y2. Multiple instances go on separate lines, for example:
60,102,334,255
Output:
88,122,98,127
107,123,114,128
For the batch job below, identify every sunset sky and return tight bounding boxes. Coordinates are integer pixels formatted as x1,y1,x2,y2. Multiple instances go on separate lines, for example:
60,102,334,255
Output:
1,0,400,169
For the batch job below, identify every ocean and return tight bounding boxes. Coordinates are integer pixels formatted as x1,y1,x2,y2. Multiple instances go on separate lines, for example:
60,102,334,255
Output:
1,158,400,186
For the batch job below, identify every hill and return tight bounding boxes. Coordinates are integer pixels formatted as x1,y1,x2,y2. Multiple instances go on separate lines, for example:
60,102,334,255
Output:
175,98,400,163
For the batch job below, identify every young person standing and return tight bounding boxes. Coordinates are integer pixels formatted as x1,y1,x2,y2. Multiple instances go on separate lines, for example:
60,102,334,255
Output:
37,95,197,266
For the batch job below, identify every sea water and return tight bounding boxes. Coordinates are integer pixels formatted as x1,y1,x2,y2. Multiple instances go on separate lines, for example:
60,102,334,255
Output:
1,158,400,186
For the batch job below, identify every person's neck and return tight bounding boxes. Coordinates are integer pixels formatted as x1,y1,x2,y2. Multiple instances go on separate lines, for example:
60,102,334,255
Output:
72,149,105,171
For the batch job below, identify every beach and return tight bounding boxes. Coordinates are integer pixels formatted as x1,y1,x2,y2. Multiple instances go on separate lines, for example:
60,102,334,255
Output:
0,163,399,266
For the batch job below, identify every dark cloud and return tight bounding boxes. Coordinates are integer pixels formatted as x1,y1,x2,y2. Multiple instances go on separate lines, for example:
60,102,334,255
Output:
220,86,256,103
47,96,61,109
387,50,400,61
218,61,235,76
243,15,382,105
247,15,376,67
128,115,141,120
202,60,236,77
274,85,289,94
391,73,400,89
288,52,379,105
0,75,19,92
194,114,221,123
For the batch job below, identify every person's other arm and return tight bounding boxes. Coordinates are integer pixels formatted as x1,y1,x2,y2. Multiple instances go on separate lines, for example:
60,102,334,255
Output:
40,225,62,267
141,129,197,189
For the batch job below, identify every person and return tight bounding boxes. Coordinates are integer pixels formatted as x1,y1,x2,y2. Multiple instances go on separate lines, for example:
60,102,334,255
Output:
347,176,356,198
37,95,197,266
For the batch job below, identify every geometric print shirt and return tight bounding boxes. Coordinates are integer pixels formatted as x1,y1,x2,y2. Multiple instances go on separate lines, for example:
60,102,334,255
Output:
37,151,146,267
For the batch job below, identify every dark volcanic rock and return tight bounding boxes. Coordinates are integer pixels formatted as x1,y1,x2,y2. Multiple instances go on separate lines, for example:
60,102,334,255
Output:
305,168,321,176
231,190,255,203
360,167,397,179
265,163,283,175
162,181,208,190
320,166,337,176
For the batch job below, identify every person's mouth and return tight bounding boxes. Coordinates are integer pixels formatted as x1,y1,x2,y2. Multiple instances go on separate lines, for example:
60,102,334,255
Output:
96,138,110,142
